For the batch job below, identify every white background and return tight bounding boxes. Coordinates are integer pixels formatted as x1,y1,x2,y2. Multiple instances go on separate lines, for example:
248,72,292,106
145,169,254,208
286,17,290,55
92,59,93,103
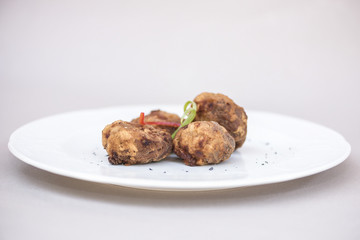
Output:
1,0,359,239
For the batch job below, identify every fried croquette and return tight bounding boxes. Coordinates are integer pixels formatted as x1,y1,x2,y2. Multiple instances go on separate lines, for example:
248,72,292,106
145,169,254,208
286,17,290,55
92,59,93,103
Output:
173,121,235,166
102,120,172,165
194,92,247,149
131,110,181,133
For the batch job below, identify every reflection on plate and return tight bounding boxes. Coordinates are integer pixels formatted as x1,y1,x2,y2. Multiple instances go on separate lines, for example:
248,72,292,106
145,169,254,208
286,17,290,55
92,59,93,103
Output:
8,105,351,191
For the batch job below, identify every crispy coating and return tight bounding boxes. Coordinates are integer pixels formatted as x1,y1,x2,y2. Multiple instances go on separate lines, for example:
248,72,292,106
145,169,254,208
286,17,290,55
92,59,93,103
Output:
102,120,172,165
131,110,181,134
194,92,247,149
173,121,235,166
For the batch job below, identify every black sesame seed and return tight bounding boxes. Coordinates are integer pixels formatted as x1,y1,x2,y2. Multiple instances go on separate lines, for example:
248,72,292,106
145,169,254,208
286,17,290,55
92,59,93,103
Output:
149,168,153,171
209,167,214,171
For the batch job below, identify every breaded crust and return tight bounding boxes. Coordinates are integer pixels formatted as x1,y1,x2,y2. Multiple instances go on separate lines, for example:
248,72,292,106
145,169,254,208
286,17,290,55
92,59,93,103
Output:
102,120,172,165
194,92,247,149
131,110,181,134
173,121,235,166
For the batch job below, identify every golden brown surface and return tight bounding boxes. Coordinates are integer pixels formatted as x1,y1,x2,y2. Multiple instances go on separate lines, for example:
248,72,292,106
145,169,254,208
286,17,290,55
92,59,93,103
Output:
131,110,181,133
173,121,235,166
102,120,172,165
194,92,247,149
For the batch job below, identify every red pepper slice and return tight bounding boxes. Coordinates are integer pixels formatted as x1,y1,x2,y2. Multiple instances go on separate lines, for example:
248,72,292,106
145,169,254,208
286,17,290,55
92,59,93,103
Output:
139,112,145,125
145,121,180,127
138,112,180,127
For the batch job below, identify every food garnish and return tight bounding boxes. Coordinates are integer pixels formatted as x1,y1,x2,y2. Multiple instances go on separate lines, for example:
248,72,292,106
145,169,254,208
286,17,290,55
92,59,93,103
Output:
138,101,197,139
138,112,181,127
171,101,197,139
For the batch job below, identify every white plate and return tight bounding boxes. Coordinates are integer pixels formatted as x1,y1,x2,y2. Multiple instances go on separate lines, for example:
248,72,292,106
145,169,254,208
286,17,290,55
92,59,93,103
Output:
8,105,351,191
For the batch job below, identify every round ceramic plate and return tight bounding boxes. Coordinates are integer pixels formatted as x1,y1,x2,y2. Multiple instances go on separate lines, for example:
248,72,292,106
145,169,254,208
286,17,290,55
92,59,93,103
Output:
8,105,351,191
